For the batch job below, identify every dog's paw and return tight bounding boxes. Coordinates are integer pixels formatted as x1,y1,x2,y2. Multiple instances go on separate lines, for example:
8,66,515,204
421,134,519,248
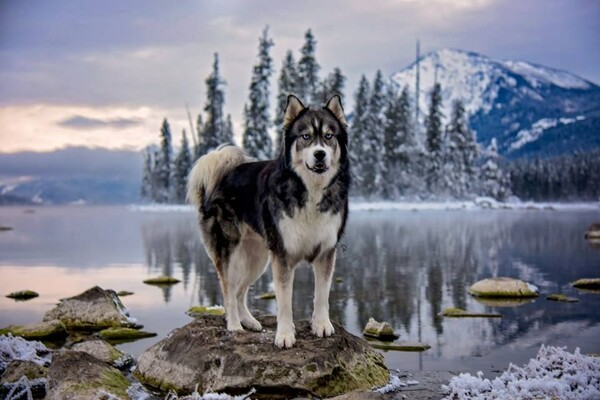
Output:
226,321,244,332
241,316,262,332
275,326,296,348
312,318,335,337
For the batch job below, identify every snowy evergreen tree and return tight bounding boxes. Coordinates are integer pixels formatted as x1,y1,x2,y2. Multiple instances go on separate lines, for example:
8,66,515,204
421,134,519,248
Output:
424,82,444,193
194,113,207,159
173,130,193,203
203,53,226,150
224,114,234,144
242,27,274,160
140,147,154,201
154,118,173,203
480,139,511,200
362,70,386,197
382,85,415,198
349,75,371,196
297,29,320,103
443,99,480,198
274,50,299,155
316,67,346,104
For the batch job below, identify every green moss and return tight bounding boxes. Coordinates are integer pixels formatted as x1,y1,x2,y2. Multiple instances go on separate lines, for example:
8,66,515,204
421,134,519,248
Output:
368,339,431,352
187,305,225,316
257,292,276,300
335,277,344,283
6,290,39,300
70,369,130,399
134,369,179,394
117,291,134,297
572,278,600,290
143,276,181,285
547,293,579,302
99,327,157,343
439,307,502,318
0,320,67,340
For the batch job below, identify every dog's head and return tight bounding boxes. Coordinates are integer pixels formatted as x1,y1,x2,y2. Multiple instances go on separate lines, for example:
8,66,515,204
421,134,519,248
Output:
281,95,348,186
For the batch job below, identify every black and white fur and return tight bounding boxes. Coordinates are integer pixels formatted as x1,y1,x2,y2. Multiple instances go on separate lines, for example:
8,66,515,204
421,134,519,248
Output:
186,95,350,348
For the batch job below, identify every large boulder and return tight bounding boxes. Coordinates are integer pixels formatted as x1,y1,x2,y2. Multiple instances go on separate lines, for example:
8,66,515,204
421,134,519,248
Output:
71,340,134,369
0,319,67,341
469,277,539,298
43,286,140,330
136,315,389,398
46,351,131,400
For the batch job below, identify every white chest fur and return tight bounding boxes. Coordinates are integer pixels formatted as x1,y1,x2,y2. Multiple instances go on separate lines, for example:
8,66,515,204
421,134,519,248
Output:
277,198,341,259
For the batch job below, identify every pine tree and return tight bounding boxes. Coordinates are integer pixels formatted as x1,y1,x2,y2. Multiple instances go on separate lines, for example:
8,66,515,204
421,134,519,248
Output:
274,50,299,155
224,114,234,144
443,99,480,198
363,70,386,197
155,118,173,203
194,113,207,159
349,75,371,197
173,130,193,203
382,85,414,198
242,27,274,160
297,29,320,103
480,138,511,200
203,53,226,151
140,147,154,201
316,67,346,104
424,82,444,193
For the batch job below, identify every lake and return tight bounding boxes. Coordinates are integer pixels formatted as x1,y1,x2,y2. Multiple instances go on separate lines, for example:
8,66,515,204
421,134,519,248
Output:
1,205,599,376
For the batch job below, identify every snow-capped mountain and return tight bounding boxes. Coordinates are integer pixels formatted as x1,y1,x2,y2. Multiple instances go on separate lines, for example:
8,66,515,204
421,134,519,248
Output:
391,49,600,159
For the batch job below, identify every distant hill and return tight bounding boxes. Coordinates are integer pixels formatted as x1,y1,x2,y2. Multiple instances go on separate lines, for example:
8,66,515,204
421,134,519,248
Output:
0,147,142,205
391,49,600,159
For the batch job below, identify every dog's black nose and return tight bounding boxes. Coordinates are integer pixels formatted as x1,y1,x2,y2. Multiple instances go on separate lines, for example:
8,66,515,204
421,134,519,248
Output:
314,150,326,161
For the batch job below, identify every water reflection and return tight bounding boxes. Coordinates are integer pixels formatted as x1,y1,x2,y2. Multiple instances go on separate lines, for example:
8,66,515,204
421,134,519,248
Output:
138,209,600,371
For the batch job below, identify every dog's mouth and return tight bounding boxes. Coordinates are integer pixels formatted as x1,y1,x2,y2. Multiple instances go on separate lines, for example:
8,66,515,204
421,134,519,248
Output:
306,162,329,174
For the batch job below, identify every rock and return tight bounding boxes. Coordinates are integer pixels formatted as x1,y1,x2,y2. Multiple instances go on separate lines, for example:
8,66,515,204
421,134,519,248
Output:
116,291,134,297
143,276,180,285
46,351,131,400
367,340,431,352
257,291,276,300
584,223,600,239
362,318,399,340
471,297,535,308
98,327,157,344
6,290,39,300
335,277,344,283
469,277,539,298
71,339,133,368
0,360,47,383
187,305,225,317
0,226,13,232
0,360,48,399
547,293,579,302
572,278,600,290
438,307,502,318
0,320,67,341
43,286,140,330
135,315,389,398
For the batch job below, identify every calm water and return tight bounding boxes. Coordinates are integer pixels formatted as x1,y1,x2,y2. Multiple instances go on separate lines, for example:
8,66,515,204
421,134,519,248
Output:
1,205,599,375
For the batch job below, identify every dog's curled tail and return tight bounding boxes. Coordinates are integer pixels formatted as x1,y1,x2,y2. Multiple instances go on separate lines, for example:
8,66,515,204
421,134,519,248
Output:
186,144,250,208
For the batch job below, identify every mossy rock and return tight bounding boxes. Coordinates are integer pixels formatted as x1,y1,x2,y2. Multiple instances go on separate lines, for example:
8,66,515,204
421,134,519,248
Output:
362,318,399,340
143,276,180,285
0,360,48,399
471,297,535,308
187,305,225,317
547,293,579,302
116,291,134,297
257,291,276,300
439,307,502,318
584,223,600,239
367,339,430,352
0,226,14,232
6,290,39,300
469,277,539,298
98,327,157,343
0,360,48,383
572,278,600,290
71,339,126,366
335,277,344,283
0,319,67,340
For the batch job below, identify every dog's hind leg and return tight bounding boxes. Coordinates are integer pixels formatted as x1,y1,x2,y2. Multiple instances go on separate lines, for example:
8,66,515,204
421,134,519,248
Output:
311,248,336,337
272,256,297,348
233,232,270,331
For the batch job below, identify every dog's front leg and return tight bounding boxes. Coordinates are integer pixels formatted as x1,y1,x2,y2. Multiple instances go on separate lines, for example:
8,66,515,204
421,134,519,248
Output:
311,248,336,337
272,256,296,348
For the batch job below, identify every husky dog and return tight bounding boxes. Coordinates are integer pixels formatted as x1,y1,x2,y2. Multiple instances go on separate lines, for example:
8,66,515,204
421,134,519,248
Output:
186,95,350,348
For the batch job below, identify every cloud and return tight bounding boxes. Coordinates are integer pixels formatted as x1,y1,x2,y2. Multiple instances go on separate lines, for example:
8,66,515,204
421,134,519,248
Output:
57,115,143,130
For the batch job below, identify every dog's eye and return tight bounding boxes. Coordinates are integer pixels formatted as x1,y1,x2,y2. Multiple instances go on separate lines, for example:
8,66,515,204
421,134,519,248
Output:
324,133,333,140
301,134,311,140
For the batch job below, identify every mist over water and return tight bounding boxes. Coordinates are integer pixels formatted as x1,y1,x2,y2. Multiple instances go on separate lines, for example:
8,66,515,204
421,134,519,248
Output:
0,206,599,374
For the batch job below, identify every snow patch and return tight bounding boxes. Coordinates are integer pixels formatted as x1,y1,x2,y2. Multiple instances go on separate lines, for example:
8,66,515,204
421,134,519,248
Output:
0,334,51,369
164,387,256,400
442,345,600,400
510,115,586,151
374,374,419,394
503,61,591,90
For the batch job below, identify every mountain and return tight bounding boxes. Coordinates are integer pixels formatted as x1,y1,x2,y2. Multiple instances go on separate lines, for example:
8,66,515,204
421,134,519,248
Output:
391,49,600,159
0,147,142,205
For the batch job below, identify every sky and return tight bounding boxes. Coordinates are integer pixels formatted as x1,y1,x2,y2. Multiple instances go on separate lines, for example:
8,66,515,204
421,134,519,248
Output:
0,0,598,154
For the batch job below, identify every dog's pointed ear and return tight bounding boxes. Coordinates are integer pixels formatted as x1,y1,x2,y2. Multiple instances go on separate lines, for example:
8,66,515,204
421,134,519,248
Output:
325,95,347,127
283,95,306,129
